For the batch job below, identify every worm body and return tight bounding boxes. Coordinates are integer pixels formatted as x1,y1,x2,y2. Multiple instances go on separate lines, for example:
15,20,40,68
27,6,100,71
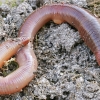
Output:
19,4,100,64
0,4,100,94
0,37,29,68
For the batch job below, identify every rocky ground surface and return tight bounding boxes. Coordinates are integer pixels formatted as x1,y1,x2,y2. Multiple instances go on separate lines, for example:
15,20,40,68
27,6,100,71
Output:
0,0,100,100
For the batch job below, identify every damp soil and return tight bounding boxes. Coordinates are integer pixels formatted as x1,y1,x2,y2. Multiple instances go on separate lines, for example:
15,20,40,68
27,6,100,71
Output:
0,0,100,100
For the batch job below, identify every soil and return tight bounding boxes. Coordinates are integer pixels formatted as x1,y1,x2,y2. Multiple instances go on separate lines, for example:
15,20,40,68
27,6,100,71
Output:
0,0,100,100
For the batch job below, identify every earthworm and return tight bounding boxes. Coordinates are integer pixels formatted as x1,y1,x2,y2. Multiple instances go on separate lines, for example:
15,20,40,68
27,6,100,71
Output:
0,4,100,94
0,36,29,68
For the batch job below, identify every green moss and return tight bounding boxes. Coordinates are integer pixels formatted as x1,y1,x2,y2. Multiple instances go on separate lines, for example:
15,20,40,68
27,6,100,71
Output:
0,0,24,7
0,3,1,6
2,61,19,77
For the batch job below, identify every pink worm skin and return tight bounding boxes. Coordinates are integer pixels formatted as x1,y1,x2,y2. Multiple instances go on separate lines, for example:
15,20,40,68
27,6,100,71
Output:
0,37,29,68
0,4,100,94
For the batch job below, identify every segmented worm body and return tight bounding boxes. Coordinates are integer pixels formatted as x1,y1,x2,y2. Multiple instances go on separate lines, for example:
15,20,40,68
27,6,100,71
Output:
0,4,100,94
0,37,29,68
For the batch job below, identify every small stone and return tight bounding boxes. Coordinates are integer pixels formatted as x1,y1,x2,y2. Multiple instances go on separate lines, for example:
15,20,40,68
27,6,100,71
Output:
83,91,94,99
0,4,10,12
71,0,87,6
86,83,99,92
16,2,33,16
